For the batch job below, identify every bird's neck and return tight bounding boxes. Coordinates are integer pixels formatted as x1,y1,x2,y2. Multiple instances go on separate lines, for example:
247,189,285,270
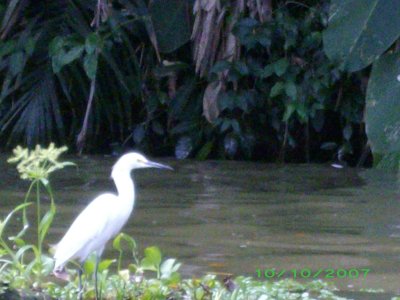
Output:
113,172,135,208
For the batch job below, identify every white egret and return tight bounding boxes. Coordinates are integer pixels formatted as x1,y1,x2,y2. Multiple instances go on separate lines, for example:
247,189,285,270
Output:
53,152,172,299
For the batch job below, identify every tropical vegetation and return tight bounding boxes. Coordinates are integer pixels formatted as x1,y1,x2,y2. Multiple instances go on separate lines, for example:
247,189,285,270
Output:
1,0,400,297
1,0,388,166
323,0,400,169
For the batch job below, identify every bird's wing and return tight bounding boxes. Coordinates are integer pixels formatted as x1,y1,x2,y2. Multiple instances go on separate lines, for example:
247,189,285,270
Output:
54,193,118,269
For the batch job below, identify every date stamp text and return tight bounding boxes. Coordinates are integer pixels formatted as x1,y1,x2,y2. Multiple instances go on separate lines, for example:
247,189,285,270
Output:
256,268,370,279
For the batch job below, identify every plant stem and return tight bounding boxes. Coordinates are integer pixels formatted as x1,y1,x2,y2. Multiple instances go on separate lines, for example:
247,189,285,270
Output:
36,181,41,262
19,182,35,237
76,0,103,154
305,121,310,163
0,238,17,265
279,121,289,162
118,250,122,272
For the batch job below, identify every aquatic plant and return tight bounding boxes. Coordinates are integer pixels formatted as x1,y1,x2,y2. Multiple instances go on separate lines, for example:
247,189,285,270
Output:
0,145,392,299
44,239,348,300
1,144,73,288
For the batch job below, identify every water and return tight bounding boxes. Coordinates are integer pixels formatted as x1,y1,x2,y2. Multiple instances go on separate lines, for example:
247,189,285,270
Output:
1,155,399,296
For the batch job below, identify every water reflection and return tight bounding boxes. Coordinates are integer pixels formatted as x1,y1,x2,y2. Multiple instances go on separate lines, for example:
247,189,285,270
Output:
1,156,399,294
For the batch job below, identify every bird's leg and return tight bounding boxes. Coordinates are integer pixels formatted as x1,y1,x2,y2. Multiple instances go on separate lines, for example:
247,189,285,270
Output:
78,267,84,300
94,254,100,300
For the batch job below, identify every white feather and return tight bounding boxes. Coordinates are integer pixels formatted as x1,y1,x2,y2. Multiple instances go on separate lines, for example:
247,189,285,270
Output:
54,193,133,270
53,152,171,274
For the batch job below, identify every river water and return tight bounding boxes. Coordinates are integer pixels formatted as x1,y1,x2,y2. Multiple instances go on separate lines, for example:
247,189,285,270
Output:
1,155,399,296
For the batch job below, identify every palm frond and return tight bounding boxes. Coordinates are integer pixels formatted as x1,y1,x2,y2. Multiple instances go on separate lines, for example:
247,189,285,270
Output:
1,66,64,146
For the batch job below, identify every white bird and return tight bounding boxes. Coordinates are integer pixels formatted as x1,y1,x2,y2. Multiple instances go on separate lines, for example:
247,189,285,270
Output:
53,152,172,299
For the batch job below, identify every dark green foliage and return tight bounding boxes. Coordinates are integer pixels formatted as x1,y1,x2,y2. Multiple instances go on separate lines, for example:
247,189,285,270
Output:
149,0,191,53
197,3,366,162
365,53,400,169
323,0,400,169
0,0,367,164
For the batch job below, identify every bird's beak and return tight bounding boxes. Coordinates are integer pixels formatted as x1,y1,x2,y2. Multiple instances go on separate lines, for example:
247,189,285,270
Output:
145,160,174,170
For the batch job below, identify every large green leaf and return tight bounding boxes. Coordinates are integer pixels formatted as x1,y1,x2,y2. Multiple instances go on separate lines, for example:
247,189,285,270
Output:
365,52,400,164
149,0,191,53
140,246,162,272
323,0,400,72
83,52,98,80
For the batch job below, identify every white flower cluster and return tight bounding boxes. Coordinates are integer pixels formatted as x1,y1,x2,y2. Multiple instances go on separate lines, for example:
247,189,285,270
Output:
7,143,73,181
